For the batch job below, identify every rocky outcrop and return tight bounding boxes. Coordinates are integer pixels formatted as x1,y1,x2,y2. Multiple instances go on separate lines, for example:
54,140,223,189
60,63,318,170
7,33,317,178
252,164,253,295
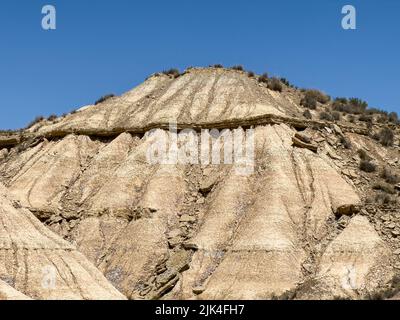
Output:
0,183,125,300
292,133,318,153
0,134,21,149
0,67,398,300
297,216,393,299
0,122,364,299
33,68,298,137
0,69,371,150
171,125,362,299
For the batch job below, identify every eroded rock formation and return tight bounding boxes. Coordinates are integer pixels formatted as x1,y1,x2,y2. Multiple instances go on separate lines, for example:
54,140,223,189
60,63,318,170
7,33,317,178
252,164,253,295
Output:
0,67,399,299
0,183,125,300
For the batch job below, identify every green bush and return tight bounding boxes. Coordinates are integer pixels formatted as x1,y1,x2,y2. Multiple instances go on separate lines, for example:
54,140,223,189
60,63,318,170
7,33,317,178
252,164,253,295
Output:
332,111,341,121
357,149,371,161
380,167,400,184
365,108,385,115
300,95,317,110
340,136,352,149
303,109,312,119
373,182,396,194
359,160,376,172
280,78,291,87
349,98,368,111
389,112,399,123
378,127,394,147
162,68,181,78
231,65,244,71
95,94,115,105
26,116,45,129
258,73,269,83
347,115,355,123
247,71,255,78
359,114,373,122
267,78,283,92
335,97,348,104
377,115,388,123
319,111,333,121
300,90,330,110
375,193,397,206
332,97,368,114
306,90,330,104
47,114,57,121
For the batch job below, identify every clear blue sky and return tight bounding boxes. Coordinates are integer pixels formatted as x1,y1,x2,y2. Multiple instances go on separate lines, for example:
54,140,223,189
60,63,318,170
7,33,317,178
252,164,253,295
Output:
0,0,399,129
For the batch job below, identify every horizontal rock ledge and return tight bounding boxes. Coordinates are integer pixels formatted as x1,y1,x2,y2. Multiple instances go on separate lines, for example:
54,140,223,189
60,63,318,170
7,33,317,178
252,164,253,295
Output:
0,114,371,149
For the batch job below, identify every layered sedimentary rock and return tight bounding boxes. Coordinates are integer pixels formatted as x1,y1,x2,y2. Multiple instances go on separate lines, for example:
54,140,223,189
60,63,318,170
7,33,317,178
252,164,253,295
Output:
0,67,398,300
0,183,125,300
0,122,363,299
317,216,392,298
32,68,301,138
171,124,362,299
296,216,393,299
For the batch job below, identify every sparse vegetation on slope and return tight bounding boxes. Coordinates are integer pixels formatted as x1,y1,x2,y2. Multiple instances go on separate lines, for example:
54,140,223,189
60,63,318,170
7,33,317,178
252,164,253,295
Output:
230,65,244,71
357,149,371,161
381,167,400,184
303,109,312,119
376,127,395,147
373,182,396,194
319,111,333,121
258,73,269,83
95,94,115,105
300,90,330,110
332,97,368,114
279,77,292,87
300,94,317,110
360,160,376,173
340,136,352,149
267,77,283,92
47,114,57,121
162,68,181,78
26,116,45,129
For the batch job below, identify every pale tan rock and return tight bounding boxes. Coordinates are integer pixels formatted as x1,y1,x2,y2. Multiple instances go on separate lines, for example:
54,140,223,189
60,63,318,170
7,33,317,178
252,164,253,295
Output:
0,120,364,300
292,136,318,152
0,280,31,300
314,216,392,299
0,183,125,300
96,163,188,299
5,135,100,215
34,69,300,137
1,68,394,300
170,125,361,299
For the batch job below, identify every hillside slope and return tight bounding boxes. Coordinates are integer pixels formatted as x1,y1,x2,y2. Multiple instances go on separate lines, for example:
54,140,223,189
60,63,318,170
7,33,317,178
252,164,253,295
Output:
0,67,399,300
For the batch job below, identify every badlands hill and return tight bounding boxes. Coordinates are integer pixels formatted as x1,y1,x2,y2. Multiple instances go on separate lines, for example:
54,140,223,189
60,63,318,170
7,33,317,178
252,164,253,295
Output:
0,66,400,300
